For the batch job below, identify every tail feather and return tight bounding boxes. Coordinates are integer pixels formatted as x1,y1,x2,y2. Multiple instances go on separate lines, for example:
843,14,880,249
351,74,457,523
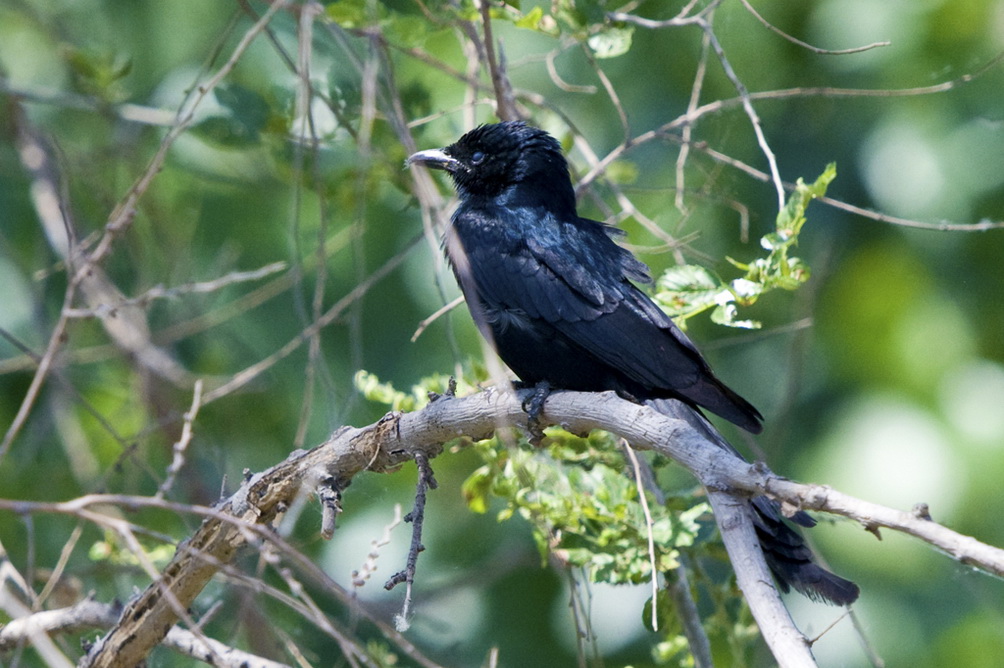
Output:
751,497,860,605
645,398,859,606
685,375,764,434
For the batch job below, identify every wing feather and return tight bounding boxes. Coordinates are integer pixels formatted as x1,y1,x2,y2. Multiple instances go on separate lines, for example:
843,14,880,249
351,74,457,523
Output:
454,208,706,390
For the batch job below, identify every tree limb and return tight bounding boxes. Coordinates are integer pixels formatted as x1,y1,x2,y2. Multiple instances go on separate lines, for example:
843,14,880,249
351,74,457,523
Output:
70,388,1004,667
706,490,815,667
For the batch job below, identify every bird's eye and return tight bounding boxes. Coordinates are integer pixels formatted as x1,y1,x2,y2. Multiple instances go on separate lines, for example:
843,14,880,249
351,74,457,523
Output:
470,151,485,165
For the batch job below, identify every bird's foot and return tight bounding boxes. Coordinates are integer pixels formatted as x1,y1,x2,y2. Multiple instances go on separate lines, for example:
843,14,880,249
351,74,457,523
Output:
521,381,551,445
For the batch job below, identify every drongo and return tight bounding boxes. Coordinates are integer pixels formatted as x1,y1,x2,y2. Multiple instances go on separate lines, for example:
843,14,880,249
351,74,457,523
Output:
408,121,858,605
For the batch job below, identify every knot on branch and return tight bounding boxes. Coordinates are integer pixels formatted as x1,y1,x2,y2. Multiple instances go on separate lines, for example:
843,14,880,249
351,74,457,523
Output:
912,502,933,521
348,411,404,470
800,484,833,510
317,474,345,540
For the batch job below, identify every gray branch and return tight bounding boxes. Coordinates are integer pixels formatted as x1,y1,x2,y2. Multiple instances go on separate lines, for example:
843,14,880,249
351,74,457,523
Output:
71,388,1004,668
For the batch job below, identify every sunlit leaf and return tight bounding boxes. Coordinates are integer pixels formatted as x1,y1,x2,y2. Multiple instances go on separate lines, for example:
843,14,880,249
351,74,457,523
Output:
588,26,634,59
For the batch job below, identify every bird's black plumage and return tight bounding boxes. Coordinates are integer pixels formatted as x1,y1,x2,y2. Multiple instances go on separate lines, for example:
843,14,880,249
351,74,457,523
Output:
409,121,762,432
409,120,858,605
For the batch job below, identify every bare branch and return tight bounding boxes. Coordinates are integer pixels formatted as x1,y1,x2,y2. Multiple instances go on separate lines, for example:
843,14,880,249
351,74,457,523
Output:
7,389,990,667
0,0,291,461
580,44,629,140
671,135,1004,232
666,562,715,668
706,491,816,667
201,234,423,404
695,12,786,211
478,0,520,120
674,28,710,218
411,295,465,342
352,504,403,588
545,47,597,94
623,443,660,631
62,263,289,318
157,380,204,499
385,452,438,631
738,0,890,55
608,0,718,29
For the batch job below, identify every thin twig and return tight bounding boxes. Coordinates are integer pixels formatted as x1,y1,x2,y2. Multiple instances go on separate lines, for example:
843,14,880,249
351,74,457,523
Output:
62,263,289,318
351,504,403,587
0,0,292,461
696,13,786,212
0,597,293,668
545,47,597,94
385,452,438,631
201,234,423,404
739,0,890,55
580,43,629,140
157,380,204,499
608,3,715,29
564,568,596,668
154,229,355,345
676,28,711,215
670,136,1004,232
666,562,715,668
410,295,465,342
478,0,520,120
623,443,660,631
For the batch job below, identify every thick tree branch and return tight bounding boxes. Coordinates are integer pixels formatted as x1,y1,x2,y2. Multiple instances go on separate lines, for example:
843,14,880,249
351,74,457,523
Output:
70,389,1004,667
706,491,815,667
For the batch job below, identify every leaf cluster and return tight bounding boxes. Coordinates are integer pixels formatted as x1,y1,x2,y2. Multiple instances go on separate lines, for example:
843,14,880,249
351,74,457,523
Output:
653,164,837,329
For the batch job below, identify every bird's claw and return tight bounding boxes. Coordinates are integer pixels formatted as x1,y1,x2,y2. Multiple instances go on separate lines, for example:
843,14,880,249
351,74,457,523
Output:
521,381,551,445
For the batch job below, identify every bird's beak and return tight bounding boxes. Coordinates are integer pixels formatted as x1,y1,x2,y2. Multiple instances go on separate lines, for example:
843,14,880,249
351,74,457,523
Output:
406,148,461,172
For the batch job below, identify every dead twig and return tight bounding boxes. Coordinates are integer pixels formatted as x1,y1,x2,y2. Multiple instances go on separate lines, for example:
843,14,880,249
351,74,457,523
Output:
384,452,438,631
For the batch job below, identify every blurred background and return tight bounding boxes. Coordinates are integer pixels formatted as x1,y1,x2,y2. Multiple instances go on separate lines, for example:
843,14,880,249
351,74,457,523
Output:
1,0,1003,666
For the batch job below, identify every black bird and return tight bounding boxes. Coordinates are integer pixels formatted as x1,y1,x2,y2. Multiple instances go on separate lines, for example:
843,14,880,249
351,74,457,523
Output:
408,121,859,605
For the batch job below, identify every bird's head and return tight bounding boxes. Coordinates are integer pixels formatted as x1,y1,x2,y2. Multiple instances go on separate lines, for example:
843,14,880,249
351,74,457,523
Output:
407,121,573,204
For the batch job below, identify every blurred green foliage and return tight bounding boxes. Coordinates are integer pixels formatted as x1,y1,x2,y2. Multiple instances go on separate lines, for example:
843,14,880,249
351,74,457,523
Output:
2,0,1004,666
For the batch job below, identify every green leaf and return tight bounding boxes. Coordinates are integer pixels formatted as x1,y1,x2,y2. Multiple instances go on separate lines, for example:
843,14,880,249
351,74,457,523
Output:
383,15,430,48
776,162,837,236
588,26,634,59
460,425,707,588
326,0,369,27
711,303,761,330
657,264,717,291
514,6,544,29
353,369,416,411
461,466,495,513
354,365,488,413
61,46,132,102
654,264,727,323
653,163,836,329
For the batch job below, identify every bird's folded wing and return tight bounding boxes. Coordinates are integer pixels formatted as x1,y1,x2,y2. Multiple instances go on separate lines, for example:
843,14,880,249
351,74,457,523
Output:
457,212,709,392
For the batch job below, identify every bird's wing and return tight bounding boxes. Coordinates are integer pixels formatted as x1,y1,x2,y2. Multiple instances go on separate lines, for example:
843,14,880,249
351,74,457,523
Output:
455,208,708,390
557,294,705,388
532,214,710,389
451,208,612,323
